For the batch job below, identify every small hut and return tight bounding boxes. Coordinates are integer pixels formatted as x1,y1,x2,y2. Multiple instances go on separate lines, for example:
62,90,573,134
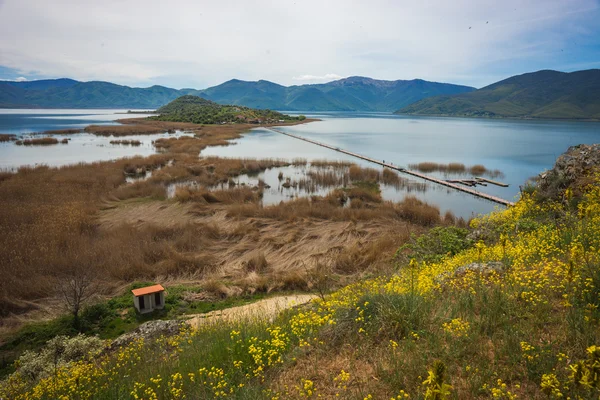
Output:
132,284,165,314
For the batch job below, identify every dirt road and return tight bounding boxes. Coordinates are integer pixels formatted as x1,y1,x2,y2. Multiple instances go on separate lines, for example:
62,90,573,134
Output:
185,294,317,328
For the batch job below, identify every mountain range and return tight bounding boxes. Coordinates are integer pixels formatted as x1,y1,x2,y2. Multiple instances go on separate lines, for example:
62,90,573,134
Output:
395,69,600,120
0,77,474,111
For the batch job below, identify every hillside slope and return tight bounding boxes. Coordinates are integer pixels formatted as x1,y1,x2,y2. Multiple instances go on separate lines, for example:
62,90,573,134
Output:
3,145,600,399
395,69,600,119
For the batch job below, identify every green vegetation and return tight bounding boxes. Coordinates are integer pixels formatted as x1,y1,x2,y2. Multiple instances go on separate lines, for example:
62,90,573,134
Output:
396,69,600,120
150,95,303,124
0,282,275,377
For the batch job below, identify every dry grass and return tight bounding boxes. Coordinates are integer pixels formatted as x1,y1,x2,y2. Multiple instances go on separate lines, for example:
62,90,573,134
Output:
0,117,452,331
175,186,261,204
0,134,17,142
409,161,504,178
349,165,380,181
110,140,141,146
15,137,59,146
310,159,354,169
37,129,83,135
85,118,203,136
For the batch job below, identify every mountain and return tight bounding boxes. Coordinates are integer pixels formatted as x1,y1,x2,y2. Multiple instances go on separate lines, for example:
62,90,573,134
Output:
198,76,475,111
0,77,474,111
151,95,303,124
395,69,600,120
0,78,203,109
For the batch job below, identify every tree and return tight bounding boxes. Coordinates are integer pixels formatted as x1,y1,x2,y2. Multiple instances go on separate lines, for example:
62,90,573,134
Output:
57,264,97,330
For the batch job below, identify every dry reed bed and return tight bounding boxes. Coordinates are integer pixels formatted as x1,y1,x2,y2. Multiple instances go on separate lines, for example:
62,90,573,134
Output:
409,161,504,178
85,119,204,136
0,118,455,331
0,120,318,320
0,134,17,142
34,129,83,135
15,137,60,146
110,140,141,146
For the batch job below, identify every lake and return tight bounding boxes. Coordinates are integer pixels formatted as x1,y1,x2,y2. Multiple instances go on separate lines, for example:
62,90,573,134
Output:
202,112,600,217
0,109,175,168
2,109,599,218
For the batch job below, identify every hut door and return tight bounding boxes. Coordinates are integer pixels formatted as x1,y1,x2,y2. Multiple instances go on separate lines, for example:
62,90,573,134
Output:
155,292,161,306
139,296,145,309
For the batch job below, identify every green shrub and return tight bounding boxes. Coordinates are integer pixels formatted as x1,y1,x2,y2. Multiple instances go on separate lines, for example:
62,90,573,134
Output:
396,226,472,264
16,334,104,381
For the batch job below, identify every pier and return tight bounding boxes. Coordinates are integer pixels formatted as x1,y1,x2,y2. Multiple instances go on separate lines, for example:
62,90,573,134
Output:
266,128,515,207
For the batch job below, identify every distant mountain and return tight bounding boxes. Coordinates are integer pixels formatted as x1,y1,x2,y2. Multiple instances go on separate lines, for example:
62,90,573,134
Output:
0,78,203,109
395,69,600,120
0,76,474,111
198,77,475,111
152,95,302,124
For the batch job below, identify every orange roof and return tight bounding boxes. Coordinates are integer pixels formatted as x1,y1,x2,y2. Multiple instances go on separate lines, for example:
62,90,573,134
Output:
132,284,165,297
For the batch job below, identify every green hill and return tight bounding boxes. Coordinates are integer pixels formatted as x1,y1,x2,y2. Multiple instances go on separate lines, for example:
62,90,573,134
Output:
395,69,600,120
150,95,303,124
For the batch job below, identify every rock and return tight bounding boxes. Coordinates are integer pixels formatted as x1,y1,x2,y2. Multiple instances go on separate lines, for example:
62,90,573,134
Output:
454,261,506,277
435,261,506,286
109,320,184,350
536,144,600,201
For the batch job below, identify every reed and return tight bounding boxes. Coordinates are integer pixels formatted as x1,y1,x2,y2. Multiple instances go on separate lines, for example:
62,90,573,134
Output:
38,129,83,135
0,133,17,142
409,161,504,178
110,140,142,146
17,137,59,146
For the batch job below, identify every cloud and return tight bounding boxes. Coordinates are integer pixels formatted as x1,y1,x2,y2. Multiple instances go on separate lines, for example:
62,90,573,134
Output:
15,76,27,82
0,0,598,89
292,74,344,82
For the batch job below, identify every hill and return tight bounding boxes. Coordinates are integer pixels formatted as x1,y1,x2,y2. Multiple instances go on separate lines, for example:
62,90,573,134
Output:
0,76,474,111
199,76,475,111
395,69,600,119
151,95,303,124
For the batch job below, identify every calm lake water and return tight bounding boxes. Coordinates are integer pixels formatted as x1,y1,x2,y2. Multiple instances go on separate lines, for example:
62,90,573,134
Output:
2,109,599,218
0,109,169,168
202,112,600,217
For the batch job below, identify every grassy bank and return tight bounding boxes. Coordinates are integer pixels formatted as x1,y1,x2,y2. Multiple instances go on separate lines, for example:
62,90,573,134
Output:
2,169,599,398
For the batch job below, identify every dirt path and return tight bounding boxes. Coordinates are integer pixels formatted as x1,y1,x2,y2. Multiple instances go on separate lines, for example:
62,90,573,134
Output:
185,294,317,328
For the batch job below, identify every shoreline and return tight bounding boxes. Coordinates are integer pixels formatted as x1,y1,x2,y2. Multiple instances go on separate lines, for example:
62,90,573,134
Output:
394,112,600,123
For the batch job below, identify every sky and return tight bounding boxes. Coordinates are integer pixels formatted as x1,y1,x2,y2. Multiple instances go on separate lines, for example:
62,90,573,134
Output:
0,0,599,89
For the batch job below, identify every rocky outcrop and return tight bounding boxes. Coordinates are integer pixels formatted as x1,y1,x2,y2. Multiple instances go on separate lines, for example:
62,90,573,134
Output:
109,320,184,349
537,144,600,201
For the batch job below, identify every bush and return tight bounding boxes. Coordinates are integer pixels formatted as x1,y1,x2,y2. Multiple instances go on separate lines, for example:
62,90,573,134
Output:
396,226,472,264
16,334,104,381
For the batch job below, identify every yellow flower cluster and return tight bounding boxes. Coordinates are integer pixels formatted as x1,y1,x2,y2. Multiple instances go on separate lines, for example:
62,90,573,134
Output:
441,318,470,338
482,379,519,399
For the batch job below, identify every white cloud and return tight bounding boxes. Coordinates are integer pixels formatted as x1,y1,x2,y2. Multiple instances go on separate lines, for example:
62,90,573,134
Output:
0,0,598,88
292,74,344,82
15,76,27,82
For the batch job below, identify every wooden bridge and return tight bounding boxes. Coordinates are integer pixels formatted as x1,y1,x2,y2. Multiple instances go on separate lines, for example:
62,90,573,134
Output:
266,127,515,207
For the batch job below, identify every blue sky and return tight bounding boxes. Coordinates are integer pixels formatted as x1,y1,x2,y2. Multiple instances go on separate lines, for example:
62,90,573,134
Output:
0,0,599,89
